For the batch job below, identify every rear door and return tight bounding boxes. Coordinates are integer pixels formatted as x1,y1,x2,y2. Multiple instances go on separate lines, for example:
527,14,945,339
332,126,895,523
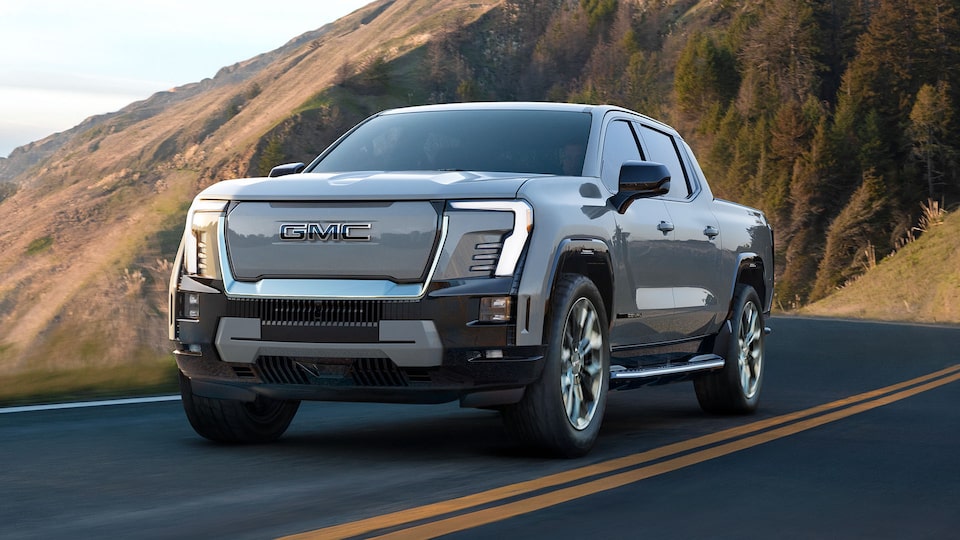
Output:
635,123,723,336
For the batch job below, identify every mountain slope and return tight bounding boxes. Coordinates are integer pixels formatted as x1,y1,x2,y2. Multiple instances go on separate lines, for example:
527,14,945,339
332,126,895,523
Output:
800,207,960,324
0,0,505,374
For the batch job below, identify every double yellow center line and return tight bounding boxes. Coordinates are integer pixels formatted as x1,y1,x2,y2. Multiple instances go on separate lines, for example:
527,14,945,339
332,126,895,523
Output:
283,363,960,540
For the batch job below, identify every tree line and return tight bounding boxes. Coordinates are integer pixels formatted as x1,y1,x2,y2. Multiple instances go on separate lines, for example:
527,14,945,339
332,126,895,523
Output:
277,0,960,307
527,0,960,306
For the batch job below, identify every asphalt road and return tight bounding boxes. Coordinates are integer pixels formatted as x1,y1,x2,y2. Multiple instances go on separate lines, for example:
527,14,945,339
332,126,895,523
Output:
2,317,959,539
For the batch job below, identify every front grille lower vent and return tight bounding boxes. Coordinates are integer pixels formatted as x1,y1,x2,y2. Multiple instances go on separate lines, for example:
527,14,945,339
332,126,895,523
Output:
256,356,409,387
231,365,257,379
227,299,421,326
259,356,313,385
349,358,409,387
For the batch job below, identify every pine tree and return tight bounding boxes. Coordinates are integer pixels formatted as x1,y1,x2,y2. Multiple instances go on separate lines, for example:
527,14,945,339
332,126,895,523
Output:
675,33,739,115
778,119,833,304
258,136,286,177
810,171,892,300
909,82,956,198
736,0,825,114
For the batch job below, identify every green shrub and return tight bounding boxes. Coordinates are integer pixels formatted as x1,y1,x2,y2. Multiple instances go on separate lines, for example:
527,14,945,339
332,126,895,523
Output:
25,236,53,255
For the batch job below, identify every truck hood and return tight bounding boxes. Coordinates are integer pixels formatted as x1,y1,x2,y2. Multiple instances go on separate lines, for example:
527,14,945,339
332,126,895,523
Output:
197,171,539,201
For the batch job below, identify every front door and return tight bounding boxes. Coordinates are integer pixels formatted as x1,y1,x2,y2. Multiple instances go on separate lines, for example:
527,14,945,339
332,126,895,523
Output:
602,119,680,347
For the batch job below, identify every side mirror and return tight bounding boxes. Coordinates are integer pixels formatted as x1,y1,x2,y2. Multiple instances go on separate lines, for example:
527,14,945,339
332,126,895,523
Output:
268,162,306,178
610,161,670,213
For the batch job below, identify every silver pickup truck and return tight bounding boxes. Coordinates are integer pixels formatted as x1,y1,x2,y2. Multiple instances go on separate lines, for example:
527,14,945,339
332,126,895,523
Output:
169,102,774,457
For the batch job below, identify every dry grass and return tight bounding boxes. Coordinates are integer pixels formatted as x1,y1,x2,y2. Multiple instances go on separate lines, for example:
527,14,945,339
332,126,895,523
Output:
0,357,178,407
800,206,960,324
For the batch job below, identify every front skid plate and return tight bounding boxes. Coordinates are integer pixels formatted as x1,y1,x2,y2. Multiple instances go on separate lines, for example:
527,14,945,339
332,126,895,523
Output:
186,377,525,407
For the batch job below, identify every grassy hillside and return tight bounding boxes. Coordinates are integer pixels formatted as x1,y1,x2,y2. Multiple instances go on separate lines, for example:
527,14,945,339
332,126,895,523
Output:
0,0,504,383
800,205,960,324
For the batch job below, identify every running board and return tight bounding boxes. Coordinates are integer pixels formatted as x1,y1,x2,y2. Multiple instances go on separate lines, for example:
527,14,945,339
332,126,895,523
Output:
610,354,725,380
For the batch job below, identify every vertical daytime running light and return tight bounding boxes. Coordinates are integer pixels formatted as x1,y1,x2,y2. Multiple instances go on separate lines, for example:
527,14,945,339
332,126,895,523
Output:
184,200,227,278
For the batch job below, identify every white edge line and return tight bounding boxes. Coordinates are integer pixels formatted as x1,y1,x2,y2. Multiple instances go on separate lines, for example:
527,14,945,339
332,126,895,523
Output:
0,395,181,415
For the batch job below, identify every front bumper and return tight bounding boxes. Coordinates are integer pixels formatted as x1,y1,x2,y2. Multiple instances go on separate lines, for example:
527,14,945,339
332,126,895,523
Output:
172,278,545,408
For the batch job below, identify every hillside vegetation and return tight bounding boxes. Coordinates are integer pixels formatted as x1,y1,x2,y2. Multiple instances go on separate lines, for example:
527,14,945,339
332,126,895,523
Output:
801,204,960,323
0,0,958,385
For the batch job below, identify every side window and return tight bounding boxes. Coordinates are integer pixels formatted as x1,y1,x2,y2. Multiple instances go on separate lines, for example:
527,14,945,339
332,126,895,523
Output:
638,125,691,199
679,139,706,194
600,120,643,191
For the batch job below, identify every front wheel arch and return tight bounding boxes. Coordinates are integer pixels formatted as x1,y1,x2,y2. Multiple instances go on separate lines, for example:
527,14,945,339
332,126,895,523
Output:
548,239,614,328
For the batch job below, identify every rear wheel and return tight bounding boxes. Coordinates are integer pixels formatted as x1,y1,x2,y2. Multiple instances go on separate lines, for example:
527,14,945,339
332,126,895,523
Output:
695,284,764,413
502,274,610,457
179,371,300,443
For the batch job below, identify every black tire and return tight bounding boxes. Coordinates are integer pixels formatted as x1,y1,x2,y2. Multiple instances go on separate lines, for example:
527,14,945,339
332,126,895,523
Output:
502,274,610,457
695,284,765,414
178,371,300,443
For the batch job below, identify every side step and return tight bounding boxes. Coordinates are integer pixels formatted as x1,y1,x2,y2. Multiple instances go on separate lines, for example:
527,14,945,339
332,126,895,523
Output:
610,354,725,381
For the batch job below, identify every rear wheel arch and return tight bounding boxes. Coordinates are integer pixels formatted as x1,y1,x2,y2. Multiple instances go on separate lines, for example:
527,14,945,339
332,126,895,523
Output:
730,255,768,317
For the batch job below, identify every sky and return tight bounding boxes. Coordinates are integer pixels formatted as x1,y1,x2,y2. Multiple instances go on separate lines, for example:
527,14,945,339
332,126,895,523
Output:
0,0,373,157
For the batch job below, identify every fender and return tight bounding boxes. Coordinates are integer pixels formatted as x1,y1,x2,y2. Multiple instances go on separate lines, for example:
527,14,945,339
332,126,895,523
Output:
543,237,614,330
727,252,769,317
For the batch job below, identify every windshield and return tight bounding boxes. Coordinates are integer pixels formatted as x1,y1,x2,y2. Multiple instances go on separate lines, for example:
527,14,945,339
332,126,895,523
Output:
310,109,591,176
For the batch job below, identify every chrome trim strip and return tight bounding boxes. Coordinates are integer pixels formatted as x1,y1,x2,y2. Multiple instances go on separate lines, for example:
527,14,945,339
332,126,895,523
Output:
610,354,724,380
217,215,450,299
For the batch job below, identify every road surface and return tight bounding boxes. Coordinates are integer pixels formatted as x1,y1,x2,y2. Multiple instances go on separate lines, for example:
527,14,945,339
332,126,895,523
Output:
2,317,958,539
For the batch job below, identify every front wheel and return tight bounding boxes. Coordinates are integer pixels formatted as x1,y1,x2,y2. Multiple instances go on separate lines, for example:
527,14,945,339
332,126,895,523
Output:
695,284,765,413
179,371,300,443
502,274,610,457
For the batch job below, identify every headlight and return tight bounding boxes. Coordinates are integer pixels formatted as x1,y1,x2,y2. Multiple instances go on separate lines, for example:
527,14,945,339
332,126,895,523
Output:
184,200,227,279
447,200,533,278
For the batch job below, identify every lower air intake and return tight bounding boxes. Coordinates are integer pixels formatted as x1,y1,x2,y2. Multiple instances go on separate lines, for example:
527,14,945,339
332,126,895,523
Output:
256,356,409,387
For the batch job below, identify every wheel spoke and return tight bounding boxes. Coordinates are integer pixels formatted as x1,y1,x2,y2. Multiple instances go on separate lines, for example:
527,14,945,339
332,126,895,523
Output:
588,328,603,351
583,356,602,377
562,332,575,361
570,385,582,422
744,306,759,344
580,310,595,343
579,372,595,402
576,303,588,332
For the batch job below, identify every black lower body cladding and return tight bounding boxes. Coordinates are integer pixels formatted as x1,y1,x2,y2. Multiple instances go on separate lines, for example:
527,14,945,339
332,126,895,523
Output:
173,279,545,407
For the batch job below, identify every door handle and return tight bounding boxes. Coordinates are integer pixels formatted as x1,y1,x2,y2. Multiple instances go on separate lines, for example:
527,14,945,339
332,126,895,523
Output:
657,221,674,233
703,225,719,239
